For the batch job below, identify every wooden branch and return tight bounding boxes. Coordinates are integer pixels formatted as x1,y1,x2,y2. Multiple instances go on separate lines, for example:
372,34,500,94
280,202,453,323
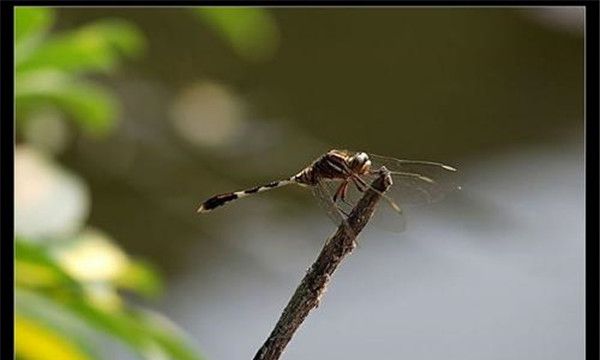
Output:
253,167,394,360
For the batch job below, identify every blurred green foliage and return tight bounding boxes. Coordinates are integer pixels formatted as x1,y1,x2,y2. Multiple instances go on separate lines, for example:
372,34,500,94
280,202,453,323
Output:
16,235,200,360
193,8,280,62
15,7,202,360
16,7,280,359
16,8,144,136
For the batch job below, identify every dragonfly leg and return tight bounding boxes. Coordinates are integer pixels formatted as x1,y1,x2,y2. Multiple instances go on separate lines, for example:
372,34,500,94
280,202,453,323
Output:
352,173,403,215
351,177,366,192
332,181,356,212
333,181,354,214
340,181,349,200
352,174,369,192
333,181,348,203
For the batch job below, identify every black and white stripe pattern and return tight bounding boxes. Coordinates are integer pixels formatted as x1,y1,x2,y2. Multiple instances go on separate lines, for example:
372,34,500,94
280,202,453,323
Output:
197,178,295,213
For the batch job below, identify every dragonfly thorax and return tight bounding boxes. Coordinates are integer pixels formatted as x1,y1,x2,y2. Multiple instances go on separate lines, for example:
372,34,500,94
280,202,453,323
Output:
293,150,372,186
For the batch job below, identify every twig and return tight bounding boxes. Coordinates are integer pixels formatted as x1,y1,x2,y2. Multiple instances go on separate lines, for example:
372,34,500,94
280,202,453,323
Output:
253,167,394,360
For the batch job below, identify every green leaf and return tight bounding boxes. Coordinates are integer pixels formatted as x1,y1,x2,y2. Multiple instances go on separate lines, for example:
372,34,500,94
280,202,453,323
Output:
135,310,204,360
115,259,164,298
17,284,203,360
15,7,54,41
17,19,145,73
16,238,83,292
17,289,102,360
65,299,203,360
16,70,118,135
15,7,55,65
194,8,280,62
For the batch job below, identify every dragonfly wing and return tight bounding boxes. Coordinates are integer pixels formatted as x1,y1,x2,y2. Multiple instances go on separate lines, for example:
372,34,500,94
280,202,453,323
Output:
364,152,461,206
349,172,407,233
312,179,355,237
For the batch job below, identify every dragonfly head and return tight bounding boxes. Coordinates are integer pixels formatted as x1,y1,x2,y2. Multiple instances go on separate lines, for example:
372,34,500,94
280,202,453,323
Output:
348,151,372,175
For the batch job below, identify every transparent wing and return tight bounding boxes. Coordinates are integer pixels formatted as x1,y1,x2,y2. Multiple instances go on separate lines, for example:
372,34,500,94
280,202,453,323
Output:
348,150,461,207
312,169,408,234
346,173,407,234
311,179,355,237
369,152,460,205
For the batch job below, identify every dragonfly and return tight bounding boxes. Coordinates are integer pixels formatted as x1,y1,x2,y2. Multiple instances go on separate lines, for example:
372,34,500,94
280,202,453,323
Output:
197,149,459,230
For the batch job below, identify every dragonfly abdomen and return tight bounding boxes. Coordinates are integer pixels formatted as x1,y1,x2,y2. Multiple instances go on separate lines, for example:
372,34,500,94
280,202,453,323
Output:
197,179,295,213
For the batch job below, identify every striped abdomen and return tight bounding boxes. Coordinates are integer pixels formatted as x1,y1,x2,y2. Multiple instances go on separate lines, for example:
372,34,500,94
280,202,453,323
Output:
197,179,294,213
293,151,351,186
198,150,359,214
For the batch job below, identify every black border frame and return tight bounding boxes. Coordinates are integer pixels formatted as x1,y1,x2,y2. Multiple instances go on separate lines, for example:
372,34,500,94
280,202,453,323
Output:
1,1,597,359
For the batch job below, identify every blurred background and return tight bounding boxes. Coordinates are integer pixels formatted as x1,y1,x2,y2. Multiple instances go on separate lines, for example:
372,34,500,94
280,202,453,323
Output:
15,7,584,360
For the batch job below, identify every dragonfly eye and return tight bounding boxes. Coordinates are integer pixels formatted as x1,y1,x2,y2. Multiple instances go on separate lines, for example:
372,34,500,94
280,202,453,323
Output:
348,152,371,173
